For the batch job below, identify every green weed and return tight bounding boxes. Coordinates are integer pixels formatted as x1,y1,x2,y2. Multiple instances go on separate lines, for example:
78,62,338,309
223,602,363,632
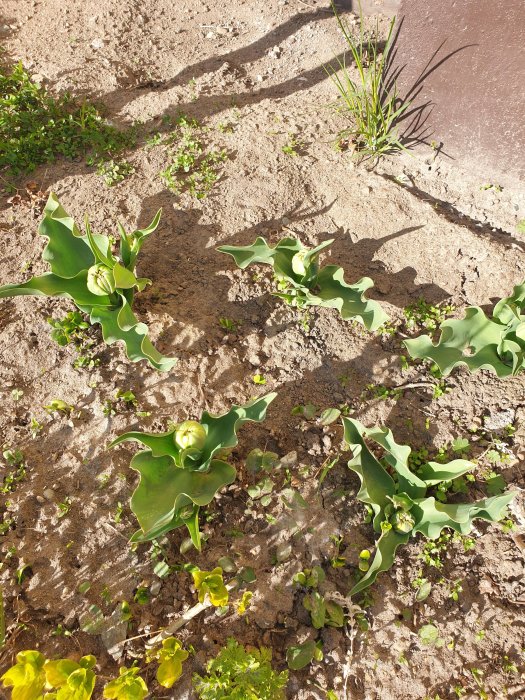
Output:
0,62,133,180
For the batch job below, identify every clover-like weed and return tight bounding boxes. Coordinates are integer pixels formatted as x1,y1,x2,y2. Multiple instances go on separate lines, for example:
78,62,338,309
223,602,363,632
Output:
0,62,133,179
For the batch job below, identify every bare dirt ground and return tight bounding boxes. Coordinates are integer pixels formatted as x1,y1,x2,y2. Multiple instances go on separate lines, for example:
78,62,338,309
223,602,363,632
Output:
0,0,524,698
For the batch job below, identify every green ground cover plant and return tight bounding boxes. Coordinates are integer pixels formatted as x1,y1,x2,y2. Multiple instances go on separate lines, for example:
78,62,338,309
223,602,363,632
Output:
0,193,176,371
193,638,288,700
110,393,276,549
405,281,525,376
342,418,515,596
325,2,410,158
0,62,133,179
1,639,188,697
158,114,228,199
218,236,387,330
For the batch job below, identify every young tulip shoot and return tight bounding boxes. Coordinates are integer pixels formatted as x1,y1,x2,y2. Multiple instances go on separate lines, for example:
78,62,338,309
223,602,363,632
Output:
0,193,176,371
110,393,277,549
342,417,515,596
218,236,388,331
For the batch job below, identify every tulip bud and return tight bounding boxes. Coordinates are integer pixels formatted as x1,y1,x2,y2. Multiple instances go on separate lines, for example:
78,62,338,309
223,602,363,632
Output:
174,420,207,451
390,510,415,534
87,264,116,296
291,250,308,277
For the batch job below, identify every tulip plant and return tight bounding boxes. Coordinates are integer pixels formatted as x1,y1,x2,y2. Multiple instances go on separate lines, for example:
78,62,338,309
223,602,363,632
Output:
405,281,525,377
342,418,515,596
110,393,276,549
218,236,388,331
0,193,176,371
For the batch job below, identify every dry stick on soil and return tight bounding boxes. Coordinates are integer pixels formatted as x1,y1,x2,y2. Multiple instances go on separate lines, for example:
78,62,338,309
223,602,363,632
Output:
112,581,240,650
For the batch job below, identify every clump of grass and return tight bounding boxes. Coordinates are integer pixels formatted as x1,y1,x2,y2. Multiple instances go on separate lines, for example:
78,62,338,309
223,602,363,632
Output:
326,2,410,159
0,61,134,179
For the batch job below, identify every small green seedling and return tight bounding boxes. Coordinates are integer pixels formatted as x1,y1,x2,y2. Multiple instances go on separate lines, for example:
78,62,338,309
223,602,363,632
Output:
193,638,288,700
282,133,302,157
293,566,344,630
96,159,135,186
159,115,228,199
286,640,323,670
342,418,515,595
192,567,229,607
146,637,189,689
110,393,276,549
44,399,74,415
405,281,525,377
103,667,148,700
0,193,176,371
218,237,387,330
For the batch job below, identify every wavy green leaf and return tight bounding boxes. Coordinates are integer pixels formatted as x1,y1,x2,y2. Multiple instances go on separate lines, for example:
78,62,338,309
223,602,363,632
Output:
219,236,388,330
310,266,388,331
90,295,176,372
129,452,235,542
115,394,275,546
405,283,525,377
342,417,396,529
343,417,516,596
411,492,515,539
417,459,475,486
0,272,113,307
110,393,276,464
0,193,175,372
350,528,409,596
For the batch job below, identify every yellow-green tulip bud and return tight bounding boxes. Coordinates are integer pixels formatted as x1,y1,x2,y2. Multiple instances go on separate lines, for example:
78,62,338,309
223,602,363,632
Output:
174,420,207,451
87,264,116,296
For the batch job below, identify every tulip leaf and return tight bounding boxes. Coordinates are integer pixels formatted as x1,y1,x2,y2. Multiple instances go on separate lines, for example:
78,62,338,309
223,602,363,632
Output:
411,493,515,540
219,236,388,331
351,528,410,596
129,452,236,541
405,282,525,377
90,295,177,373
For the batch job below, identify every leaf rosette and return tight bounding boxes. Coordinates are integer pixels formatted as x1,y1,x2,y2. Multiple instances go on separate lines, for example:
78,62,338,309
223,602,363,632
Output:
218,236,388,331
404,282,525,377
0,192,176,371
110,393,277,549
342,417,515,596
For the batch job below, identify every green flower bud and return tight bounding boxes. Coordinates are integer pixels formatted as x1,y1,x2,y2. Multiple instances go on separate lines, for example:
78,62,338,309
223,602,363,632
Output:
291,250,308,276
390,510,415,534
87,264,116,296
174,420,207,451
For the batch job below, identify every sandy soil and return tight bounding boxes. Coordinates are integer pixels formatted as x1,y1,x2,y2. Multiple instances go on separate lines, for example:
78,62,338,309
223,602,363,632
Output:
0,0,524,698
